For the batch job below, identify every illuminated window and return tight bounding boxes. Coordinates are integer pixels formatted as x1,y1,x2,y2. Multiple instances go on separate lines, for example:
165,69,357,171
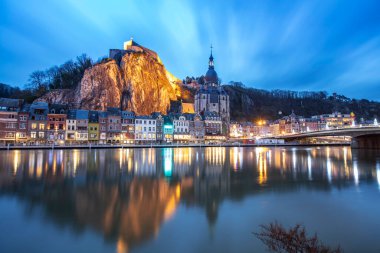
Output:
5,132,14,138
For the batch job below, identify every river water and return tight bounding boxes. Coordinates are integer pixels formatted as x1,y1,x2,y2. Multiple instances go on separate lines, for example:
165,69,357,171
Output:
0,147,380,253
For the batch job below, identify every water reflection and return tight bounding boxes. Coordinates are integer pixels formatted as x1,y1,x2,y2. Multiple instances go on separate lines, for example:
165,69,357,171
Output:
377,160,380,189
1,147,380,252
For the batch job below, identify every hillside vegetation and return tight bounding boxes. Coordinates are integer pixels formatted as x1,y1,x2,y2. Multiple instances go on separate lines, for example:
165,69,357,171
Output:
223,83,380,122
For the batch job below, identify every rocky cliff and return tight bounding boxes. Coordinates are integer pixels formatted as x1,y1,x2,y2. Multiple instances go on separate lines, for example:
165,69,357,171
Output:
37,44,180,115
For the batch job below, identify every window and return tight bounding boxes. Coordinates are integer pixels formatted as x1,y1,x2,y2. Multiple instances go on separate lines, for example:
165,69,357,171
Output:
31,132,36,138
38,132,44,138
6,123,16,129
50,124,54,129
5,132,14,138
8,114,15,119
20,123,26,129
39,124,45,130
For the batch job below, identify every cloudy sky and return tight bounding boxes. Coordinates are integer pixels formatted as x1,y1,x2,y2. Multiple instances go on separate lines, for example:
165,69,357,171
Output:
1,0,380,100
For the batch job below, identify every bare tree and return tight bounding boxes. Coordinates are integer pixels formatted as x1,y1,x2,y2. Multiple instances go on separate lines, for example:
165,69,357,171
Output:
253,222,342,253
28,70,48,97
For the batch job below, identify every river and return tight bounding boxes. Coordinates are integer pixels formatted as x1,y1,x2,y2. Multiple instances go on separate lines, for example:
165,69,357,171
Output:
0,147,379,253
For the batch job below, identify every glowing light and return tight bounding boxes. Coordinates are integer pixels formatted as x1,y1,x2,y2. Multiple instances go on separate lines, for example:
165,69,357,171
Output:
73,149,79,176
164,191,179,221
119,148,123,169
307,153,312,181
117,237,128,253
292,148,297,171
231,147,243,171
13,150,20,176
351,120,356,127
258,149,267,185
28,152,35,177
353,160,359,186
164,148,173,177
326,158,332,183
374,118,378,126
376,161,380,190
36,151,43,178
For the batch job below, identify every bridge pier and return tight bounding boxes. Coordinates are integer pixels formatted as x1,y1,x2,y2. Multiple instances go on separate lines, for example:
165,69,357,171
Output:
351,134,380,149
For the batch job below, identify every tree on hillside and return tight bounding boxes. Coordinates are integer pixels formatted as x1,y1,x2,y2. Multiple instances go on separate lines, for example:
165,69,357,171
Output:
28,70,49,97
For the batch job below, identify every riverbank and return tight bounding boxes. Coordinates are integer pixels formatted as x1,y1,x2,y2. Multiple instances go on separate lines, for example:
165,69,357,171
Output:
0,142,350,150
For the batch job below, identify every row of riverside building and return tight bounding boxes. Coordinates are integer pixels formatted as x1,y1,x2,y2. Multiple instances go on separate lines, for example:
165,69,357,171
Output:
1,97,358,145
229,111,356,139
0,98,227,145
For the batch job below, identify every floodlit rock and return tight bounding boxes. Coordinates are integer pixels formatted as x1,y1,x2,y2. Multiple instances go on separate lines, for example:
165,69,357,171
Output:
37,44,179,115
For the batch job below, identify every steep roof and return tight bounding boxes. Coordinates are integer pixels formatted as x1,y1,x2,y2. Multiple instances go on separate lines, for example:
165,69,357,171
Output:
89,110,99,122
76,110,89,120
121,110,135,119
0,98,22,111
107,107,121,116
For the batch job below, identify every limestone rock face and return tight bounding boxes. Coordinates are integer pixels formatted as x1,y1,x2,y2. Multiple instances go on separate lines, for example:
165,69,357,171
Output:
119,52,177,115
35,89,77,105
79,60,124,111
37,47,179,115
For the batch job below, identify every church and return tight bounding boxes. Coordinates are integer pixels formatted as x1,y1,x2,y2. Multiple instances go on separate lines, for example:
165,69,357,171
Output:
194,47,230,123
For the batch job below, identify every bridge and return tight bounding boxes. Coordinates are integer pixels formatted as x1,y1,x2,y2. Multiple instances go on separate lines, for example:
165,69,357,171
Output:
277,126,380,149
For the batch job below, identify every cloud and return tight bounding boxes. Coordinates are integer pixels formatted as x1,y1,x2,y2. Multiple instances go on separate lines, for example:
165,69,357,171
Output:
1,0,380,100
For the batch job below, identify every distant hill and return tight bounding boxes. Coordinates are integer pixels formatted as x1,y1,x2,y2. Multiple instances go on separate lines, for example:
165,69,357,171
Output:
0,83,20,97
222,83,380,122
0,83,36,103
178,81,379,121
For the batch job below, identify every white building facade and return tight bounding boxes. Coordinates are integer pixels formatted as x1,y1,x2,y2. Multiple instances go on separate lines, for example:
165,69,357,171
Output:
134,116,156,142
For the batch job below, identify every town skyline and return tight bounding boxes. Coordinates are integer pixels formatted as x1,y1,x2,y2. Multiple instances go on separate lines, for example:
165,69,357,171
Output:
1,0,380,101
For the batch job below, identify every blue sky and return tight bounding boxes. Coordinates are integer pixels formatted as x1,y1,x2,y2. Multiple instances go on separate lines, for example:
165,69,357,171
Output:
1,0,380,100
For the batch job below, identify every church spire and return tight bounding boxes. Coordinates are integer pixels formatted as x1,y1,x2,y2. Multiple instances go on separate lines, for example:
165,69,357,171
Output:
209,44,214,69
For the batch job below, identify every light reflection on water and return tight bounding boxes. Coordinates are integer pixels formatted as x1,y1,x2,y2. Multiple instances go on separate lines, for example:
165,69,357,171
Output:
377,160,380,189
1,146,380,253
